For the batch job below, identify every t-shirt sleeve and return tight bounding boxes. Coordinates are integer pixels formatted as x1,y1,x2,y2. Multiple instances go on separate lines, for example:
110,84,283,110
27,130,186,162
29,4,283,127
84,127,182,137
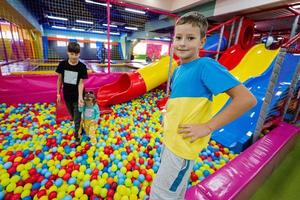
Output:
55,61,64,74
201,58,240,95
79,64,88,79
170,68,178,90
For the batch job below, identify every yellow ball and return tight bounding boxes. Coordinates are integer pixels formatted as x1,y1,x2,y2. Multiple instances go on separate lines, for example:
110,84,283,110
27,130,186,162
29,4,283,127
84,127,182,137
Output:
120,196,129,200
131,186,139,195
57,191,66,199
10,175,20,183
100,188,107,198
98,178,106,187
77,172,84,180
94,185,101,195
14,186,23,194
129,194,138,200
6,182,17,192
21,189,31,198
75,187,84,198
80,194,88,200
67,184,76,193
58,169,66,177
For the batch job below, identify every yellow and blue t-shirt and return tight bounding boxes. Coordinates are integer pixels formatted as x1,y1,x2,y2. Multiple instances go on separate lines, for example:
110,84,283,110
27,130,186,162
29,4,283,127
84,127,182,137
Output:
163,57,240,160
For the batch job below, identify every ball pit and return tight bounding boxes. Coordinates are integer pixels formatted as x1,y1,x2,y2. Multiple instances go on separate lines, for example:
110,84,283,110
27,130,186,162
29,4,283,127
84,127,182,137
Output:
0,90,236,199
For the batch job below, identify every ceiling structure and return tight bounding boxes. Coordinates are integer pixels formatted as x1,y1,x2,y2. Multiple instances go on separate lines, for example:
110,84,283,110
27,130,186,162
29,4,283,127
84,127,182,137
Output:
9,0,300,40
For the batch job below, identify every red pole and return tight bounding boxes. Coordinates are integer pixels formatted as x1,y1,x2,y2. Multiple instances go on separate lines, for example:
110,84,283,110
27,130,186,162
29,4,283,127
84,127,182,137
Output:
107,0,111,73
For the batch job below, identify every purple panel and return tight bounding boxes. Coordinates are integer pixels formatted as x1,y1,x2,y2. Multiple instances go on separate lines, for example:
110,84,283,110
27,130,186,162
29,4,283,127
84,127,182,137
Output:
185,122,300,200
0,73,122,104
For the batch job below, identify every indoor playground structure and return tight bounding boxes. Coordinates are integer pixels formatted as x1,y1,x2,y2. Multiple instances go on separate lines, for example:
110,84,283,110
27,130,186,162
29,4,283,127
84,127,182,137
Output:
0,0,300,200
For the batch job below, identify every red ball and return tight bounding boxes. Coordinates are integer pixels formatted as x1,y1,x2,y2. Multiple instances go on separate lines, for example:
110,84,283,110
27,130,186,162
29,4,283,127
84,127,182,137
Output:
107,189,115,197
30,189,38,197
102,160,109,167
37,189,47,198
10,194,21,200
146,174,152,182
45,181,53,189
69,191,75,197
92,169,99,175
190,172,198,182
110,182,117,190
91,174,98,180
146,186,151,195
29,168,37,176
85,186,93,196
74,164,80,171
147,159,154,166
62,173,71,181
126,163,132,171
139,158,144,165
49,191,57,200
56,154,63,161
4,192,13,200
214,152,220,157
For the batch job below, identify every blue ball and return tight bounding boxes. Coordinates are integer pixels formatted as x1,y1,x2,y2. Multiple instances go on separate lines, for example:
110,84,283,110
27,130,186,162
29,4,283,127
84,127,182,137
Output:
83,180,90,188
55,178,63,187
68,177,77,185
3,162,12,169
62,195,73,200
203,170,210,177
138,174,145,182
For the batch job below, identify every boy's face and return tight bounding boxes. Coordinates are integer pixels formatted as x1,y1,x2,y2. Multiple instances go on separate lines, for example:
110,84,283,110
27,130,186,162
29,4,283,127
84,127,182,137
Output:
67,52,80,63
173,23,206,64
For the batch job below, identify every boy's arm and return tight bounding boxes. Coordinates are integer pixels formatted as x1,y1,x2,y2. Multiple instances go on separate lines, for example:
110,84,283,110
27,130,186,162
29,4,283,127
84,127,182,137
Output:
179,84,257,142
206,84,257,131
78,79,84,106
57,74,62,102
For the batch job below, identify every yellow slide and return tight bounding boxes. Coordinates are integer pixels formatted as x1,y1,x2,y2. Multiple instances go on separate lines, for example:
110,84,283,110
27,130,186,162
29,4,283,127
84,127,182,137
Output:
212,44,279,115
138,56,178,91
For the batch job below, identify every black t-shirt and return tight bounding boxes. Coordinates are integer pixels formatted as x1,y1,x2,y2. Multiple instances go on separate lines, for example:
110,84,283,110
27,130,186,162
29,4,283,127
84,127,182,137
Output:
56,60,88,102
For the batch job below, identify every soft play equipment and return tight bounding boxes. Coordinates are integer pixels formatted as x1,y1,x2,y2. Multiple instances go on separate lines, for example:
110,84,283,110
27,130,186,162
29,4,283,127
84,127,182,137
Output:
97,56,177,108
212,44,279,116
212,53,300,153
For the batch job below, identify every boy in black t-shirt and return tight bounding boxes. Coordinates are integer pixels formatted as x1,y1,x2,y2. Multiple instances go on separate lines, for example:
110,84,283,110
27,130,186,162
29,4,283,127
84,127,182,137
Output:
56,42,88,144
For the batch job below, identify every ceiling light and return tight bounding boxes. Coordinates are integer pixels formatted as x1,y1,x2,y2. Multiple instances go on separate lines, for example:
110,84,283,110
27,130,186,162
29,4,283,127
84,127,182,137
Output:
125,8,146,15
103,24,118,28
47,15,68,21
85,0,112,7
125,26,138,30
76,20,93,24
92,30,105,34
52,26,67,29
110,32,120,35
72,28,85,31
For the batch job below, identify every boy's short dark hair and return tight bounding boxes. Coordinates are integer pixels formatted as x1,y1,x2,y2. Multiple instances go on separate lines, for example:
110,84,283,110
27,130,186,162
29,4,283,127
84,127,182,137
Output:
68,42,80,54
176,11,208,38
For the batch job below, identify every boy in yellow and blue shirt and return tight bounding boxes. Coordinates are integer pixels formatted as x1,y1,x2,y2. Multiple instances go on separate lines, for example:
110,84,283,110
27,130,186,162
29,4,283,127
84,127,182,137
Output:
150,12,257,200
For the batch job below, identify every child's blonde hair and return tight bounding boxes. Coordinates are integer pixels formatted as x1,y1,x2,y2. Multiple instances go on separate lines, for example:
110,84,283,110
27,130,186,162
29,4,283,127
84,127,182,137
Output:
176,11,208,39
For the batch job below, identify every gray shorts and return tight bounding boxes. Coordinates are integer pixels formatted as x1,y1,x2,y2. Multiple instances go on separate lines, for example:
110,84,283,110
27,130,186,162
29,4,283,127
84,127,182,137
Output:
150,145,195,200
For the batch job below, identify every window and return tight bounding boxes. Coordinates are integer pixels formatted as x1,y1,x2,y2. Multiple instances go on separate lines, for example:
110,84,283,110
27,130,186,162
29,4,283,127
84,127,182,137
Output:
90,43,97,48
57,41,67,47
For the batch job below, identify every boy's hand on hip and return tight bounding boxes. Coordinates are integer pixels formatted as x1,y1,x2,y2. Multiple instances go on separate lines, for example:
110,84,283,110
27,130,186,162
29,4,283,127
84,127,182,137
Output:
178,124,212,143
